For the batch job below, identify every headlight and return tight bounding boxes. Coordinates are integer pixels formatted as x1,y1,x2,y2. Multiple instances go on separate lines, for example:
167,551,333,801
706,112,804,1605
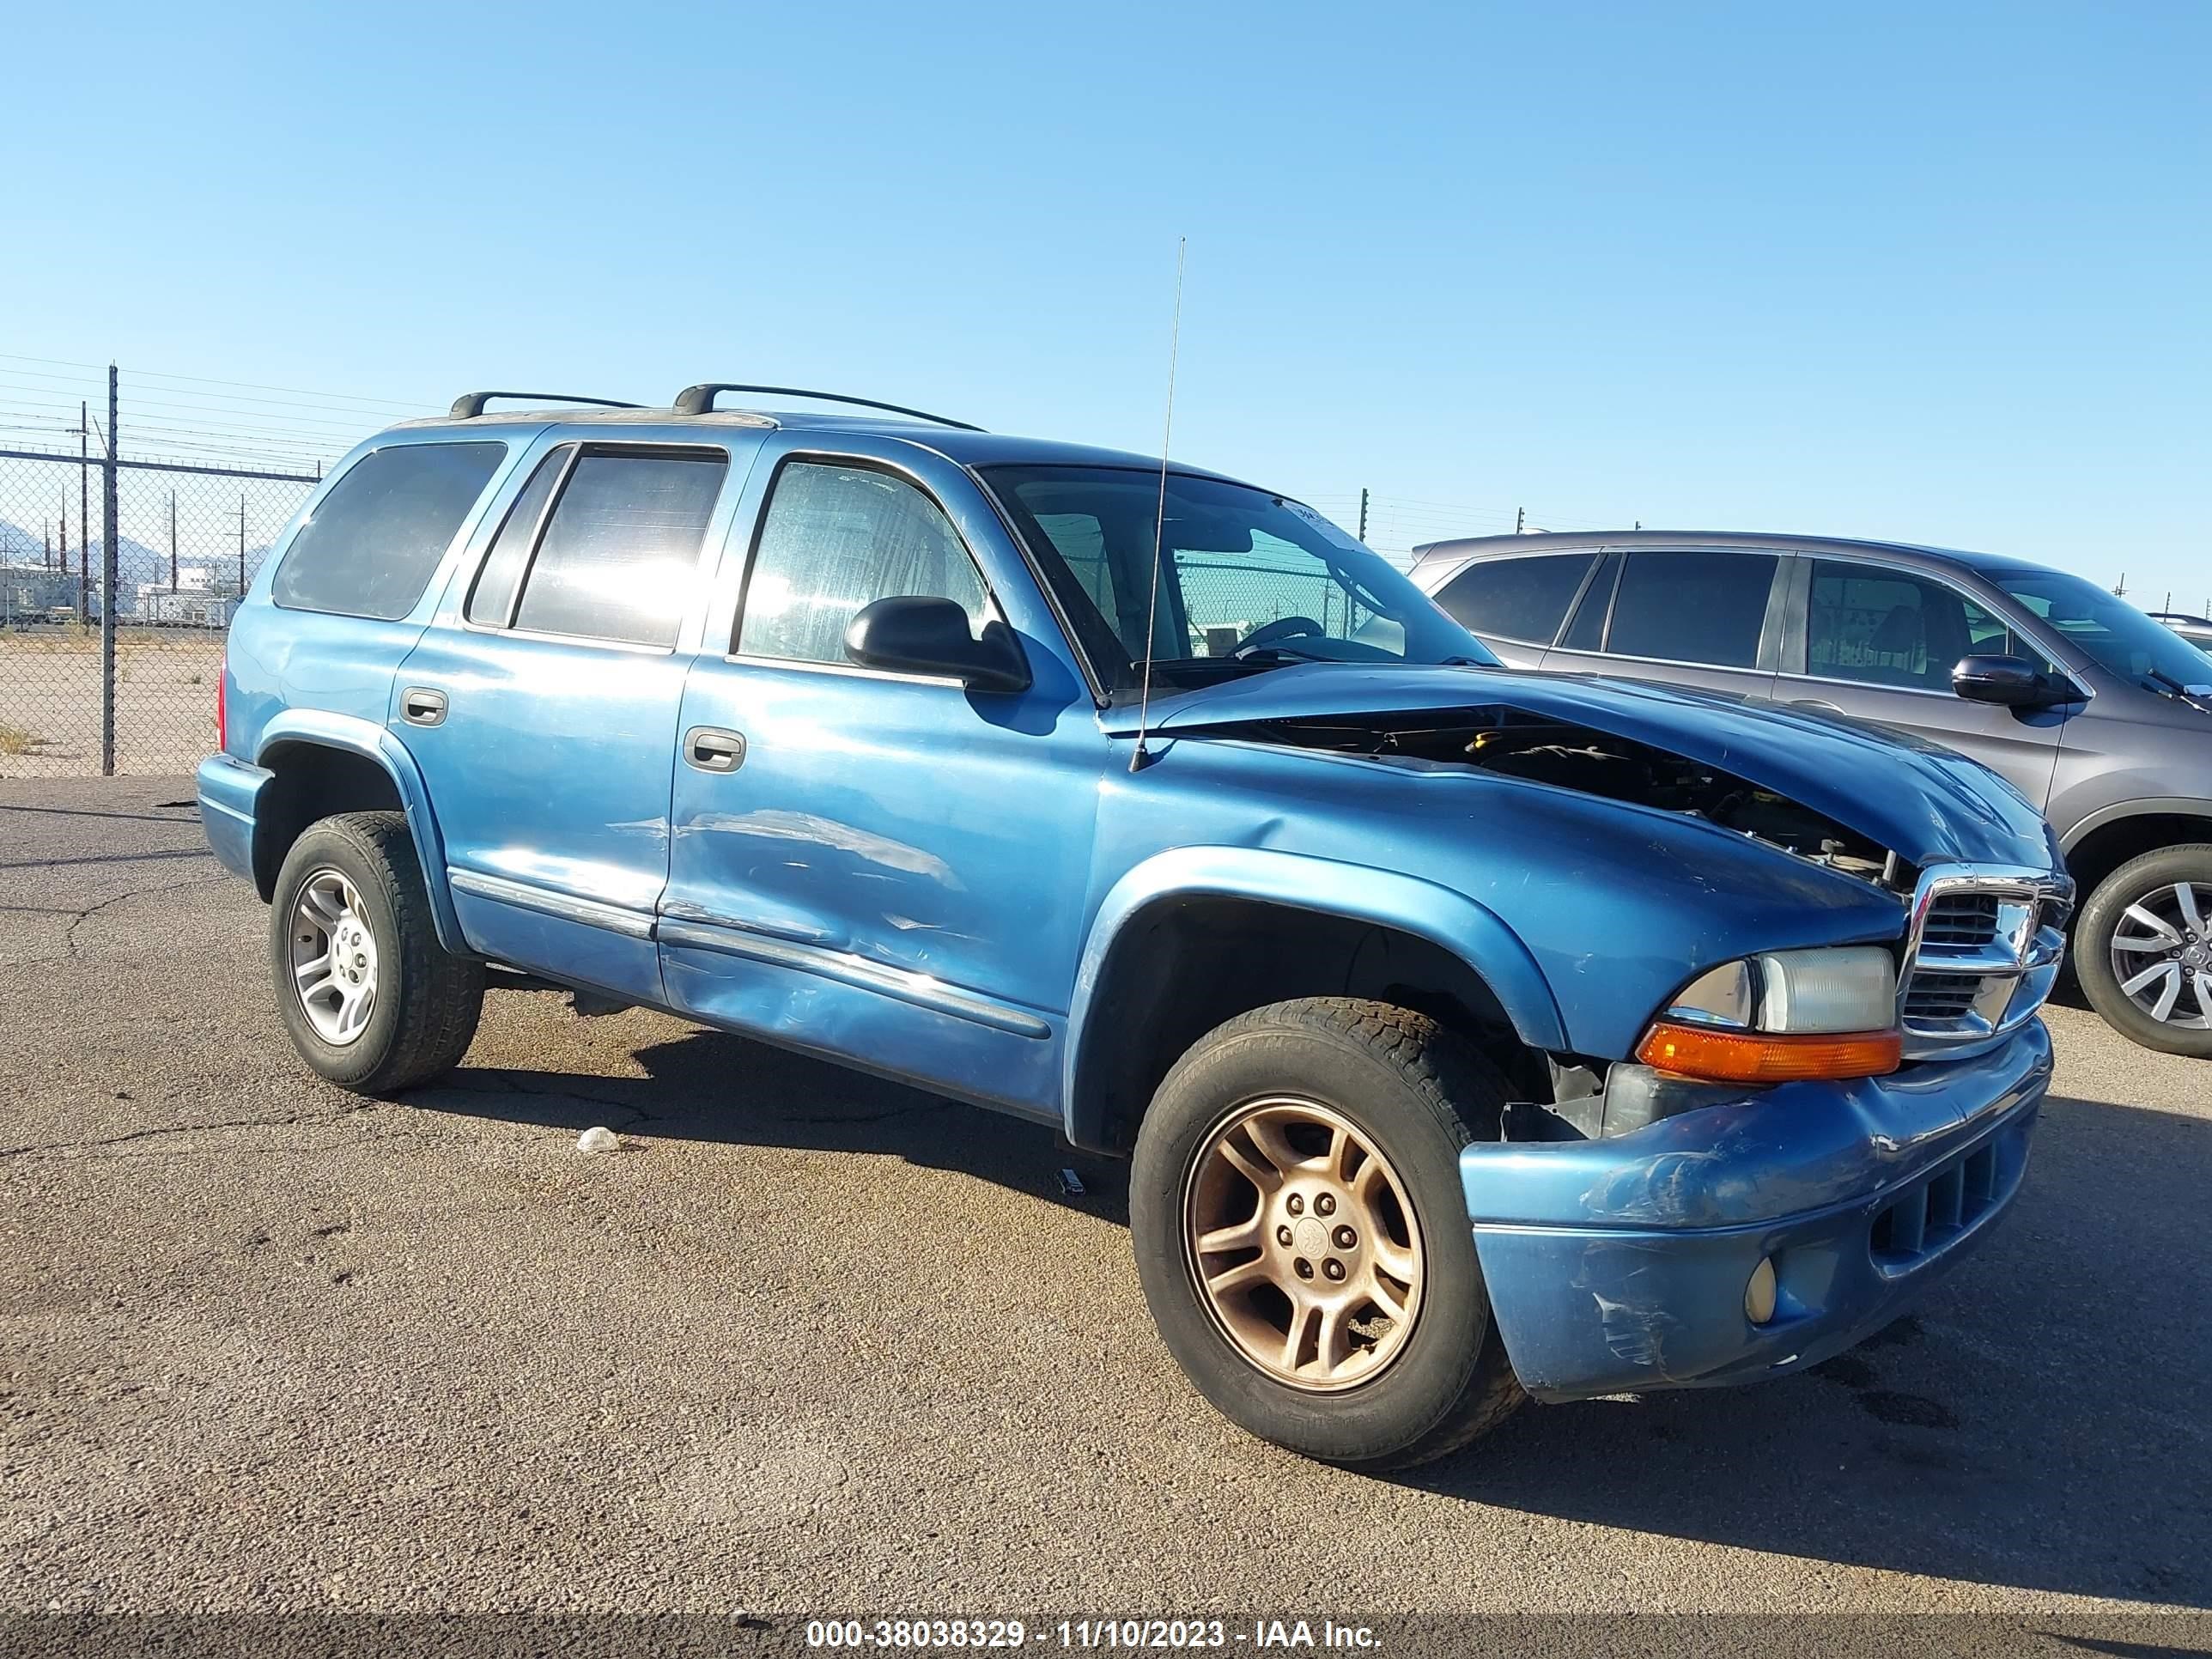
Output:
1638,946,1901,1083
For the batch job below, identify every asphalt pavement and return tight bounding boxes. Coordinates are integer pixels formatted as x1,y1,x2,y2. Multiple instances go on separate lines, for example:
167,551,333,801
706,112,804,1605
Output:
3,779,2209,1642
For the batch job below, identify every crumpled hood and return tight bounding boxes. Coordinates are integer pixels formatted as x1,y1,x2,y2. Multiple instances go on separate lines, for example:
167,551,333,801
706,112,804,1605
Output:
1099,664,2060,871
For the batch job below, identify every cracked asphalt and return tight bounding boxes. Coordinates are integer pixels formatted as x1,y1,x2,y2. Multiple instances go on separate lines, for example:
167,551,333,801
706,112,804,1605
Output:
3,779,2209,1635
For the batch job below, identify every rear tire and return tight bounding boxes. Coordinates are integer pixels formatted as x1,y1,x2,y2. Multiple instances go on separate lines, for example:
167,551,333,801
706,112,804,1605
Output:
1129,997,1525,1470
269,811,484,1092
2076,844,2212,1057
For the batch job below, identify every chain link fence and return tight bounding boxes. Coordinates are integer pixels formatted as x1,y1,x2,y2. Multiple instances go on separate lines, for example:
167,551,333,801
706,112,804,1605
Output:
0,450,319,777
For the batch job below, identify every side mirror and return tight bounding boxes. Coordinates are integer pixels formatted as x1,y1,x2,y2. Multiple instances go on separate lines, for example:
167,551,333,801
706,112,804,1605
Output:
844,595,1030,693
1952,654,2056,708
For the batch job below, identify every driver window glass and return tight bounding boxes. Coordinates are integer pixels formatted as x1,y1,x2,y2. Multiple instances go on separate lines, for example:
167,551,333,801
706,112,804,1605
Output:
738,462,991,665
1808,562,2022,691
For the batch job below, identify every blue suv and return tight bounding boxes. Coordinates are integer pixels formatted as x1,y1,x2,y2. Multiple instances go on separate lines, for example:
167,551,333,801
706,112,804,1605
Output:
199,386,2069,1468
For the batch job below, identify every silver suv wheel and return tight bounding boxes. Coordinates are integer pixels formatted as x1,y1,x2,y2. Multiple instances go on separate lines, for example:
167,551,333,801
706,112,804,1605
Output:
2108,881,2212,1030
290,867,380,1045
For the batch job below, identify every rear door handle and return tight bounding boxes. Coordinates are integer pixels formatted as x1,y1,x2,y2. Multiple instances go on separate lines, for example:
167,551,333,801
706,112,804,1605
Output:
1789,697,1845,716
401,687,448,727
684,726,745,773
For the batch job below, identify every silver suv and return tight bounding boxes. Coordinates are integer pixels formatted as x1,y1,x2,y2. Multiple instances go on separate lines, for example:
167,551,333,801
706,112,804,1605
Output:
1412,530,2212,1057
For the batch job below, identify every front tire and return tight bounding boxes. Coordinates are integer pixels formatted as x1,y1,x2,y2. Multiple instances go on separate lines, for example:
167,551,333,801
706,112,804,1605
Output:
1129,998,1524,1470
2076,844,2212,1057
269,811,485,1092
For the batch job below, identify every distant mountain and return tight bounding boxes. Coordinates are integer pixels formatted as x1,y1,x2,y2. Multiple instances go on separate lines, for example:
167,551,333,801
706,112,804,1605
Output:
0,518,276,605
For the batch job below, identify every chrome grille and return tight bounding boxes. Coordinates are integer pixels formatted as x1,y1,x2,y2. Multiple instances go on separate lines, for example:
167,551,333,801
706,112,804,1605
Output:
1902,971,1984,1023
1898,866,2072,1060
1921,892,2002,948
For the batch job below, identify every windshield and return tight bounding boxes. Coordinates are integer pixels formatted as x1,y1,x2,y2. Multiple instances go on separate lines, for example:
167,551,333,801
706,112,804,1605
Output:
981,465,1494,692
1990,566,2212,692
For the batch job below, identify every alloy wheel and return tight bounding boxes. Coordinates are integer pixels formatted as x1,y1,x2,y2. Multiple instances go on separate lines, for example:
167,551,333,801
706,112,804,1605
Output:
290,868,380,1045
2108,881,2212,1030
1183,1097,1424,1392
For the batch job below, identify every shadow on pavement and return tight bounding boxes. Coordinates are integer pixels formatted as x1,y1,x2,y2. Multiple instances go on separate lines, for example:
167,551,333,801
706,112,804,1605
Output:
410,1025,2210,1609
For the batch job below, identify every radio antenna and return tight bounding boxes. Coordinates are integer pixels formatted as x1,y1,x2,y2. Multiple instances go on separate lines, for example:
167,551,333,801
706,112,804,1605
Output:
1129,237,1186,772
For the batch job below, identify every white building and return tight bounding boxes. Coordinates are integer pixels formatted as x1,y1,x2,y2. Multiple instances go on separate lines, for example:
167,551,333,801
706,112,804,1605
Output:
137,562,239,627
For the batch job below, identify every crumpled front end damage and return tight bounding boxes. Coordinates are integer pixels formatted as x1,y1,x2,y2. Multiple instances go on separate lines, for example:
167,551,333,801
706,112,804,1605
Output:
1212,704,1904,889
1459,1021,2051,1401
1132,670,2068,1402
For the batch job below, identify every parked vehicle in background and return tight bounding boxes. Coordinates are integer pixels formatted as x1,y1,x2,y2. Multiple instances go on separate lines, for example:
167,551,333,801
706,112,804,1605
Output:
2148,611,2212,654
1412,531,2212,1056
201,398,2069,1468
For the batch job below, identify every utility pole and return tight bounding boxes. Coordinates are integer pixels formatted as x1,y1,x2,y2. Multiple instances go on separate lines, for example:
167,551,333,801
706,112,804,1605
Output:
1515,507,1526,534
1357,488,1369,544
78,401,90,623
100,363,120,775
238,495,247,599
2113,572,2128,597
169,492,179,592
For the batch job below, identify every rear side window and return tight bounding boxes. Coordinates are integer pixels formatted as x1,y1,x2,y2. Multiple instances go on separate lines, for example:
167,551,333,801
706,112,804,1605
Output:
466,447,571,626
272,442,506,620
509,450,727,647
1433,553,1594,643
1606,550,1777,669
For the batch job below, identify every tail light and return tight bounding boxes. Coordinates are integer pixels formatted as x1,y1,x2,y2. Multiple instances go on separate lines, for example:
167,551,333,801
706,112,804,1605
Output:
216,650,227,753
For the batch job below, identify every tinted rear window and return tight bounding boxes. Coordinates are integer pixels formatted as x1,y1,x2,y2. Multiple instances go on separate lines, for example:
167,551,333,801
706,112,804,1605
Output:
272,442,506,620
510,451,726,647
1606,550,1777,669
1434,553,1594,643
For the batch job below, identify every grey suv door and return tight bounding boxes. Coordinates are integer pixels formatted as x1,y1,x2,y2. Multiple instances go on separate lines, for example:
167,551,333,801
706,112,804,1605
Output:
1540,545,1786,702
1779,556,2067,810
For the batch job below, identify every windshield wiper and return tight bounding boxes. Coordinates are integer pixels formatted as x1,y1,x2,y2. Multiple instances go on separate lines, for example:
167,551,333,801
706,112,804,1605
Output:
1123,655,1275,684
2147,668,2212,707
1232,643,1333,665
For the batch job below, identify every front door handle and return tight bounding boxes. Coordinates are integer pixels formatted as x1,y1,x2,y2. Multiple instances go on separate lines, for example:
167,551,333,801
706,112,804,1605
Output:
401,687,448,726
684,726,745,773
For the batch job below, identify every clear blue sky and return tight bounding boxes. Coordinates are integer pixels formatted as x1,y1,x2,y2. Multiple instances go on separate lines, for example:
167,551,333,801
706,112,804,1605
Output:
7,1,2207,600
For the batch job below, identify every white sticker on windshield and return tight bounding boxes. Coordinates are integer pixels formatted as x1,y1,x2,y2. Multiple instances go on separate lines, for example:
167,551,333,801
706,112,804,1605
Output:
1282,501,1369,550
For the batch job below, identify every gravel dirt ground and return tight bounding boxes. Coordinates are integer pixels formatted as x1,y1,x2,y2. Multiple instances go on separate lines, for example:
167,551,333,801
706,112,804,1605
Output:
3,779,2209,1643
0,632,223,778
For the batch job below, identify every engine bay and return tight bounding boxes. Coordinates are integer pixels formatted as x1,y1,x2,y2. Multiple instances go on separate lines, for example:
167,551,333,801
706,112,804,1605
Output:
1231,708,1899,885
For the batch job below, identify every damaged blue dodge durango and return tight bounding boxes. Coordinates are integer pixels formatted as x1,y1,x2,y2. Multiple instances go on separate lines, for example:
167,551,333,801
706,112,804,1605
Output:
199,385,2069,1468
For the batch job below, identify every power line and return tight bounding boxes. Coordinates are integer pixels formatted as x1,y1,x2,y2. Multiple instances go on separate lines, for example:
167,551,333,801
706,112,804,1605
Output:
0,351,434,412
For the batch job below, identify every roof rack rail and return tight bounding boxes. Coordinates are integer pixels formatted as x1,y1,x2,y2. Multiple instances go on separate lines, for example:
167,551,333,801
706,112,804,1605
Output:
449,391,643,419
672,383,983,431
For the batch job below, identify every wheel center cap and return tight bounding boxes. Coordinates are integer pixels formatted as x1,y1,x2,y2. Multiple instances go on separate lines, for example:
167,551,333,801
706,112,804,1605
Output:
1292,1216,1330,1259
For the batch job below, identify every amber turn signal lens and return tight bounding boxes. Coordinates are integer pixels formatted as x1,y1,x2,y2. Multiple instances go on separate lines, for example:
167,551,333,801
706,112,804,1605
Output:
1635,1020,1903,1083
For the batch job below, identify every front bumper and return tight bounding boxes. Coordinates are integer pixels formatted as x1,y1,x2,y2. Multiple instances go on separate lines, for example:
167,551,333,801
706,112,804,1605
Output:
196,750,270,885
1462,1019,2051,1402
